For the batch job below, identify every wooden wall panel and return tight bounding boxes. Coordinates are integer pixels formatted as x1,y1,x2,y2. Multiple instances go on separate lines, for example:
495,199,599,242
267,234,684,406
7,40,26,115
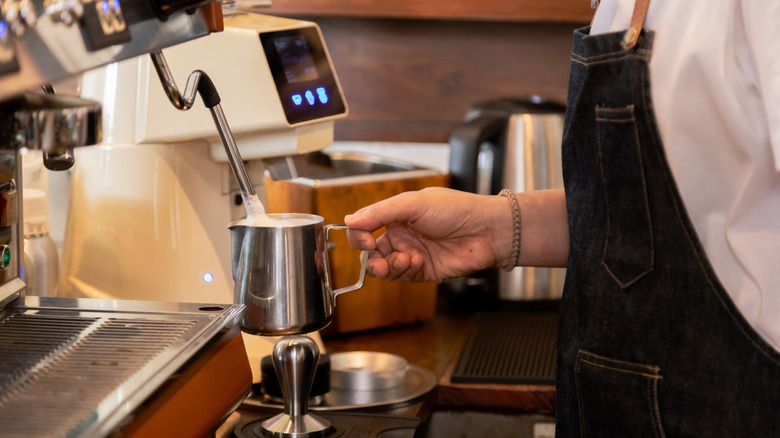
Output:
309,18,581,142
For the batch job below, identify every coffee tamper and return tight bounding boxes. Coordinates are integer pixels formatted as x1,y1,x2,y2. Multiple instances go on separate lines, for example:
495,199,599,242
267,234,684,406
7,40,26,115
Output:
261,336,332,437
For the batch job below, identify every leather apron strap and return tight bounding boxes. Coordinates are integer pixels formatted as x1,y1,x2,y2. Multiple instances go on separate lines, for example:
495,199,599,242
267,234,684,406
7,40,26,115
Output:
590,0,651,50
622,0,651,49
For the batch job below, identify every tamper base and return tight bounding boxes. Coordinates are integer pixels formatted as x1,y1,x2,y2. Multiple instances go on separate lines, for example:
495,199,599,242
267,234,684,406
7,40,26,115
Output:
261,412,332,437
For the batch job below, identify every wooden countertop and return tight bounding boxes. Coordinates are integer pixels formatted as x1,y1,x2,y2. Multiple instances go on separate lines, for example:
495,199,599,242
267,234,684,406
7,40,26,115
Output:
322,297,556,414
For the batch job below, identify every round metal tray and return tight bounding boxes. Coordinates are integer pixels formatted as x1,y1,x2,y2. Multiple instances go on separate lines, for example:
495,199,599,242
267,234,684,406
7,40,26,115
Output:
244,365,436,411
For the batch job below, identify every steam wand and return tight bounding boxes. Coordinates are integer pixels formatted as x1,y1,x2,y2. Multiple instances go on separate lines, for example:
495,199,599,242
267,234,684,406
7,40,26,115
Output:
149,51,256,197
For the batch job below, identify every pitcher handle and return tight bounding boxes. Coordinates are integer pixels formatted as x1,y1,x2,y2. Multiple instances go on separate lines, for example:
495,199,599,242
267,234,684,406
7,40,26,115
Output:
325,224,369,298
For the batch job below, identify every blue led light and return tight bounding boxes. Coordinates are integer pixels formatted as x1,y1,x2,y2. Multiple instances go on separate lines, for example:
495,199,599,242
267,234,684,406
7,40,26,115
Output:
203,272,214,283
0,22,6,39
113,0,121,11
305,90,315,105
102,0,109,13
292,94,303,106
317,87,329,104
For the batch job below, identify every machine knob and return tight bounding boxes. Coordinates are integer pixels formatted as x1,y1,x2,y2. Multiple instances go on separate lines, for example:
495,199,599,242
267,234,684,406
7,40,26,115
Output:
2,0,37,37
45,0,83,26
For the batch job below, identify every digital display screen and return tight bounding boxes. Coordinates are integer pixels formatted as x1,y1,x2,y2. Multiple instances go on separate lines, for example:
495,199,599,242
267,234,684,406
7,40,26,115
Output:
274,35,319,84
261,27,346,125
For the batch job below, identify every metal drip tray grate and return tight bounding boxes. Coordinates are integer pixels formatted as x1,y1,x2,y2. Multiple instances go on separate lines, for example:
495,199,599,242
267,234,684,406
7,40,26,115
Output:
0,314,98,392
451,311,558,385
0,296,242,438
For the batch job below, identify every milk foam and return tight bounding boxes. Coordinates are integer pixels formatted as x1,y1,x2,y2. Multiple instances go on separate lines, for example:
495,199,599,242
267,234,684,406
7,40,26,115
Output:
243,193,267,219
236,193,319,227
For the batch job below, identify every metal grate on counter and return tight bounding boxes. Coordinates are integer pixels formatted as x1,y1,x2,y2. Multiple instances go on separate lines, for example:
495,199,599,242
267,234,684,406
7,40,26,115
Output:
451,311,558,385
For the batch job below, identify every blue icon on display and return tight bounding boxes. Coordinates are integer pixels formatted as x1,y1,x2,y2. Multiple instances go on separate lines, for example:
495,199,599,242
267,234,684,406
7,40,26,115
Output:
292,94,303,105
316,87,329,104
102,0,110,13
305,90,315,105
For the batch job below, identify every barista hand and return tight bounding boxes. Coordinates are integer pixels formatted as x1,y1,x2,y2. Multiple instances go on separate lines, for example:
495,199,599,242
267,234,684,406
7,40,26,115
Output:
345,187,569,283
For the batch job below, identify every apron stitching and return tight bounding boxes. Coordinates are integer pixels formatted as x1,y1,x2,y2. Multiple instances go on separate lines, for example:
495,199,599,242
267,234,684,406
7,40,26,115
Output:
595,112,615,288
574,52,652,67
601,263,654,289
579,358,662,379
595,117,633,122
574,351,588,438
573,46,653,63
649,377,666,438
632,102,656,283
596,104,655,289
580,349,661,373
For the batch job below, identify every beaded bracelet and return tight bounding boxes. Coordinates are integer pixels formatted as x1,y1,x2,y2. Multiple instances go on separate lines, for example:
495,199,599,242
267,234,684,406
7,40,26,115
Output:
499,189,521,271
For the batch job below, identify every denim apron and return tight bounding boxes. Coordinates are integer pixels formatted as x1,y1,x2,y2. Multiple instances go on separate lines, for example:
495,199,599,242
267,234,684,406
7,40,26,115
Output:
556,25,780,437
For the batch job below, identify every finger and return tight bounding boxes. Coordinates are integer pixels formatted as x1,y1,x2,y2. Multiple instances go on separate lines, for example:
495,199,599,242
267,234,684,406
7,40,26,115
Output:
346,229,376,251
385,252,412,281
407,253,427,282
365,251,390,278
375,234,394,258
345,192,419,231
396,252,428,282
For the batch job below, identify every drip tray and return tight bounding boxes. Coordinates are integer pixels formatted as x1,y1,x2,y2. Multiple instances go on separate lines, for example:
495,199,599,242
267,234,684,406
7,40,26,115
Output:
0,295,244,438
451,311,558,385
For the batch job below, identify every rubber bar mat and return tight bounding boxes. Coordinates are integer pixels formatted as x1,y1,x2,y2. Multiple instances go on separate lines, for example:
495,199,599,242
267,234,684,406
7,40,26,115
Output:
451,311,557,385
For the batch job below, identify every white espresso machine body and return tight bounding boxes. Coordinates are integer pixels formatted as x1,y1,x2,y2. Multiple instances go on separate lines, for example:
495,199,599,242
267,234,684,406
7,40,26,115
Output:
62,12,347,378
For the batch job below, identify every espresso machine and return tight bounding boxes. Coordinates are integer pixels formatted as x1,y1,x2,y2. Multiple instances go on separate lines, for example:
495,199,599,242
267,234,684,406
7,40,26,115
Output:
48,7,434,438
59,10,352,393
0,2,255,437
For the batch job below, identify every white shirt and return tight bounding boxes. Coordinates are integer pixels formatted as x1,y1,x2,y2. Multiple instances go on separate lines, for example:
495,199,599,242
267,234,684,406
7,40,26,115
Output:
592,0,780,351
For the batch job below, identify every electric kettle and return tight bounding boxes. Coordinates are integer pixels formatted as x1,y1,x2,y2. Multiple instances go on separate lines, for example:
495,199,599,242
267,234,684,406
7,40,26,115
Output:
448,97,566,302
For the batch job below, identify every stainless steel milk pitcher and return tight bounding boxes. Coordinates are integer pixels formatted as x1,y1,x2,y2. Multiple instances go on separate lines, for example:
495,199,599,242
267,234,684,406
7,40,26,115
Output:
230,213,368,335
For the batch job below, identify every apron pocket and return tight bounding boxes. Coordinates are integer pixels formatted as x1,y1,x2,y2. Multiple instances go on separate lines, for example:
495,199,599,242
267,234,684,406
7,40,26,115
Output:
575,350,665,438
596,105,654,288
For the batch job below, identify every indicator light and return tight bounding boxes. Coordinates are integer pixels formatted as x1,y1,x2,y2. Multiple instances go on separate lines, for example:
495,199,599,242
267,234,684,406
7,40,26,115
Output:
292,94,303,105
0,245,10,269
102,0,110,13
0,22,6,38
203,272,214,283
113,0,121,11
317,87,329,104
305,90,315,105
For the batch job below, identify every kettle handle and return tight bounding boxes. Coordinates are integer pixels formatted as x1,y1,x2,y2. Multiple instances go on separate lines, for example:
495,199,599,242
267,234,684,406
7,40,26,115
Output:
325,224,368,298
448,114,507,193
